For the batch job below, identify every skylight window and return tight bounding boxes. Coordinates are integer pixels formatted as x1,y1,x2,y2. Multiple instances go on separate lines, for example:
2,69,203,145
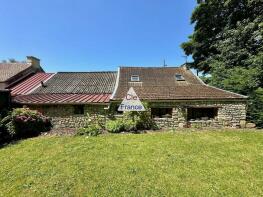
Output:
131,75,140,82
175,74,185,81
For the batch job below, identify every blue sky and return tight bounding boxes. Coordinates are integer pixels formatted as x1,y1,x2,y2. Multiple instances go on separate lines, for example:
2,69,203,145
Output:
0,0,196,72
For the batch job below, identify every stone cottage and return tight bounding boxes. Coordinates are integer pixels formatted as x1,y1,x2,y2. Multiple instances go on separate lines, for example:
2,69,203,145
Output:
12,72,117,128
111,66,247,128
4,57,247,129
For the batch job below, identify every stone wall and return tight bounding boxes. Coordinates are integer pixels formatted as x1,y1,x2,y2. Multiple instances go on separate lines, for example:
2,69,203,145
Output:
28,100,247,129
29,104,108,128
150,100,247,129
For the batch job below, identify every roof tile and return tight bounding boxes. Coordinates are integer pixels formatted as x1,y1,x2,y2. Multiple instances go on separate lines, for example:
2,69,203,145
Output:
113,67,247,100
10,73,54,96
0,63,32,82
32,72,117,94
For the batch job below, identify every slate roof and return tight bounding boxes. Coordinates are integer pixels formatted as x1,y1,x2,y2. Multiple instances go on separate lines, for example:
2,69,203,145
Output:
0,62,32,82
32,72,117,94
10,73,55,96
112,66,247,100
12,71,117,104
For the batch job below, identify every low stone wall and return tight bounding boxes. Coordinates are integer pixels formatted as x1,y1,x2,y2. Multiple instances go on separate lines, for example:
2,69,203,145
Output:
51,116,89,129
153,118,179,128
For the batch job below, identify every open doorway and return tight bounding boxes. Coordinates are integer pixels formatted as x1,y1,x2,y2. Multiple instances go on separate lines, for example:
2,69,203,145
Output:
187,107,218,121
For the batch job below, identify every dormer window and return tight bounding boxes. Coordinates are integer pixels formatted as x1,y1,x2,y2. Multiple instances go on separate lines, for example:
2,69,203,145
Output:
131,75,140,82
175,74,185,81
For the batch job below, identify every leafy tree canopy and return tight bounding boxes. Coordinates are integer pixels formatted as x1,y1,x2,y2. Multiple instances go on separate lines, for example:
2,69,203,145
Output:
182,0,263,126
182,0,262,75
1,58,19,63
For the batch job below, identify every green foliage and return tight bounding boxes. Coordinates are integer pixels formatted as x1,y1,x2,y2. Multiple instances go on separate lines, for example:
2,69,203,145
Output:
123,111,158,131
247,88,263,128
105,119,125,133
123,103,158,130
209,64,261,95
123,119,137,132
106,103,158,133
0,119,12,144
1,108,52,140
182,0,263,73
77,124,102,136
1,58,19,63
182,0,263,127
0,111,12,144
76,114,103,136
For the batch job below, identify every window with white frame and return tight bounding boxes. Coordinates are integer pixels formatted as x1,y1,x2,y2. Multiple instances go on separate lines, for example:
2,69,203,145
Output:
175,74,185,81
131,75,140,82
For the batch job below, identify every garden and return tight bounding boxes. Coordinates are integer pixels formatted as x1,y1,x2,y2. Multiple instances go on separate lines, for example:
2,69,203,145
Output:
0,108,263,196
0,130,263,196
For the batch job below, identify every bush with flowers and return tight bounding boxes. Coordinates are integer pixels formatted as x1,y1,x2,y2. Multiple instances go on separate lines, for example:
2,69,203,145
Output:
1,108,52,140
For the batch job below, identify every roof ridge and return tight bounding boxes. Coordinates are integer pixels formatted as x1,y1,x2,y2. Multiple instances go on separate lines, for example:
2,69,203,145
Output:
0,62,30,65
119,66,181,68
35,72,55,74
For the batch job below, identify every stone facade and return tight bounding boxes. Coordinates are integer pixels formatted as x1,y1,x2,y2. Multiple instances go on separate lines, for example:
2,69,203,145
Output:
150,100,247,129
29,104,108,128
28,100,247,129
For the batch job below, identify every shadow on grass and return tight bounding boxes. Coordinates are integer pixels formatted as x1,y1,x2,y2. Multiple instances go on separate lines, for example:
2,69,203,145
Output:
0,133,48,149
0,139,21,149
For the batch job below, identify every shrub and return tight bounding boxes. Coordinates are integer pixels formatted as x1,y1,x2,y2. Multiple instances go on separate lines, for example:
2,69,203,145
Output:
76,114,103,136
105,102,158,133
247,88,263,128
5,108,52,139
105,119,125,133
76,124,102,136
123,103,158,130
123,119,137,132
0,119,12,144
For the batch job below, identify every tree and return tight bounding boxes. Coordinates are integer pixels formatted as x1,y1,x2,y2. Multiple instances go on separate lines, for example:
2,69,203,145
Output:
247,88,263,128
182,0,263,126
1,59,19,63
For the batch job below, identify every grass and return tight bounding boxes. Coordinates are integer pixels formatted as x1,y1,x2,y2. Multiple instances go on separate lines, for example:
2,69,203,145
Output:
0,130,263,196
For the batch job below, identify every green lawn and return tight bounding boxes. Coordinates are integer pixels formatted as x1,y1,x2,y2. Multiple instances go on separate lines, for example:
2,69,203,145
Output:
0,130,263,196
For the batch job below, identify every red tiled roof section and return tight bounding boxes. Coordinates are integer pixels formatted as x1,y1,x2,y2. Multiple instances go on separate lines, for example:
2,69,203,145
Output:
10,73,54,96
13,93,111,104
113,66,247,100
0,63,32,82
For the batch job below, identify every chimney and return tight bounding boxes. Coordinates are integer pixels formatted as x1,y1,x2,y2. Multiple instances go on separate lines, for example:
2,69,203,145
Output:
26,56,40,68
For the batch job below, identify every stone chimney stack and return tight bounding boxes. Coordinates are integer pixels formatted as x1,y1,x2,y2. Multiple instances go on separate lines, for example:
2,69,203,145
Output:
26,56,40,68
